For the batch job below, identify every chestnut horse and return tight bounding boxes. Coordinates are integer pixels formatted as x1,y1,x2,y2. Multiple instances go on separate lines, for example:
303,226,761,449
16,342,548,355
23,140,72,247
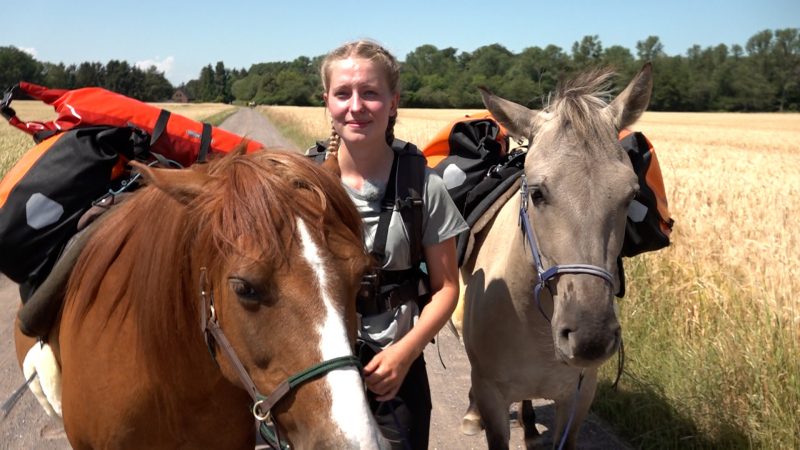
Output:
454,64,653,449
15,149,388,449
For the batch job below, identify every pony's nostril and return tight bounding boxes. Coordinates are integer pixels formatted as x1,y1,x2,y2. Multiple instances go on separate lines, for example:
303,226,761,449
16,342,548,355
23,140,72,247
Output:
559,327,572,340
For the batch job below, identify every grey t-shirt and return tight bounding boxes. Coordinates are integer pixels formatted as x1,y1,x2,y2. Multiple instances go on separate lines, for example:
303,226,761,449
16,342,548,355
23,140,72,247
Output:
344,165,468,349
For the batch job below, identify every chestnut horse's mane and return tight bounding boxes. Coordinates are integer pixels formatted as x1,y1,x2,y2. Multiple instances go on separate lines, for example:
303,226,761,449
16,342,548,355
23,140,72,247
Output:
67,148,364,369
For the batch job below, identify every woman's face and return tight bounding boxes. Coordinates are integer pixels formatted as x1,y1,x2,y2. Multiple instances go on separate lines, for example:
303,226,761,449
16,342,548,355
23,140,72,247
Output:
324,57,398,149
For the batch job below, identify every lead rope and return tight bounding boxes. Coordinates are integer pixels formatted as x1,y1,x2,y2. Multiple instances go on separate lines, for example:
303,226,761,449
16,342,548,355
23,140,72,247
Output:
0,372,37,419
557,371,585,450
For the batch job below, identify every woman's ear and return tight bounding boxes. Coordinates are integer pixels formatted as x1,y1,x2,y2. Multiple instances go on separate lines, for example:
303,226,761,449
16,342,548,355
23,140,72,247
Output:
390,92,399,116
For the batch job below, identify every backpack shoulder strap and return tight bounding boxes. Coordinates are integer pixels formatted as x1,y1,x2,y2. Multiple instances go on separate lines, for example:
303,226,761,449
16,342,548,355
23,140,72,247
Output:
392,139,426,266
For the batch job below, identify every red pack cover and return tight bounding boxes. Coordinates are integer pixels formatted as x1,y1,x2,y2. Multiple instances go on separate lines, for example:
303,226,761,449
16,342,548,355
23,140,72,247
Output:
4,82,263,166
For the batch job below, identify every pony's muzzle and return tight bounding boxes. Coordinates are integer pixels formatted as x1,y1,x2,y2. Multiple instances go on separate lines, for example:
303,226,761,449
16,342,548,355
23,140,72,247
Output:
552,278,621,367
556,321,621,367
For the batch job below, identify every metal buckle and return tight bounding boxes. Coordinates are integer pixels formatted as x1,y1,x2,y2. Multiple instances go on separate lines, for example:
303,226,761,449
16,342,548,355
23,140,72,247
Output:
252,399,272,422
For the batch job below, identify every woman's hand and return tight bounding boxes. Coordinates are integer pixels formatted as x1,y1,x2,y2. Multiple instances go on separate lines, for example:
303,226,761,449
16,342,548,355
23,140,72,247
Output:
363,342,416,401
363,237,461,402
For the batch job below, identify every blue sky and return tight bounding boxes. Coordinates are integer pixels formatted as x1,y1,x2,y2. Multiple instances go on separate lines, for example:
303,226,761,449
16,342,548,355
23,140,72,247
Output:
5,0,798,85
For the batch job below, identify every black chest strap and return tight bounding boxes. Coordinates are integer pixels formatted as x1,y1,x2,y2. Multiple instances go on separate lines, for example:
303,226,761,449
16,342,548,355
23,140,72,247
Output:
371,141,426,268
371,152,399,263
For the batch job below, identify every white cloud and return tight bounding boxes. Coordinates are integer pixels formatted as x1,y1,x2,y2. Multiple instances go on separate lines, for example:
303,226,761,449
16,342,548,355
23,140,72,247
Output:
135,56,175,77
19,47,37,58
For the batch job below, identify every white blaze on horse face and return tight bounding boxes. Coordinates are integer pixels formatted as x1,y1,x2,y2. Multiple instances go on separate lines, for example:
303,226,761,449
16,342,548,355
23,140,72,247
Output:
296,219,383,448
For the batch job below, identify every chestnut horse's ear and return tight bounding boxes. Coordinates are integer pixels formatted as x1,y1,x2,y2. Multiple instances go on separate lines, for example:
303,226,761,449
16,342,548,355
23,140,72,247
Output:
320,152,342,178
606,62,653,130
479,86,538,139
130,161,211,205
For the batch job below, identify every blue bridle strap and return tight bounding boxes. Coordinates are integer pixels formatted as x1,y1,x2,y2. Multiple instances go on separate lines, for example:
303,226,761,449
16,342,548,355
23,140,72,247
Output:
517,175,614,322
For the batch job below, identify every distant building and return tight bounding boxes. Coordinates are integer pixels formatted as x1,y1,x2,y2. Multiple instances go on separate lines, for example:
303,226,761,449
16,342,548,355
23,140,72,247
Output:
172,89,190,103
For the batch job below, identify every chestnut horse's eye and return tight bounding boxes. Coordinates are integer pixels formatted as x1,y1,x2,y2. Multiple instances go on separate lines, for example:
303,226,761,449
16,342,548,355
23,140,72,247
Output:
229,278,259,303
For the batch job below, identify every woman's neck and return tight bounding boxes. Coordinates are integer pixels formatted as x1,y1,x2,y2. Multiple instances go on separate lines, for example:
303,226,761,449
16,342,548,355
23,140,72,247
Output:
338,140,394,192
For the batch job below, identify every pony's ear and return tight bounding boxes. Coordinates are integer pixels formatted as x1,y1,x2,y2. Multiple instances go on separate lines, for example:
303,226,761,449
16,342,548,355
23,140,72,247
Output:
606,62,653,130
130,161,211,205
321,152,342,178
479,87,537,139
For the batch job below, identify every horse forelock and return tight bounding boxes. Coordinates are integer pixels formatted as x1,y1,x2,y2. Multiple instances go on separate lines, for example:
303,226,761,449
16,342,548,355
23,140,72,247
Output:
195,151,364,267
66,150,365,400
543,67,617,148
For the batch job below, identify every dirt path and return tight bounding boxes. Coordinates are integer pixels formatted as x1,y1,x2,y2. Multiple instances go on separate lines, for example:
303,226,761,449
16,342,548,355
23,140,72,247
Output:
219,107,299,152
0,109,629,449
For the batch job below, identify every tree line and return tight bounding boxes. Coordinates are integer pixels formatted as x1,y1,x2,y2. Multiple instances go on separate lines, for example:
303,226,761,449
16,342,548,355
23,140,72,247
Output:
2,28,798,111
0,49,174,102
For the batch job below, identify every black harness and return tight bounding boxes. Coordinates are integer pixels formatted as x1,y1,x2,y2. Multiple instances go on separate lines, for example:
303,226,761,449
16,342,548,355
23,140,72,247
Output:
307,140,429,316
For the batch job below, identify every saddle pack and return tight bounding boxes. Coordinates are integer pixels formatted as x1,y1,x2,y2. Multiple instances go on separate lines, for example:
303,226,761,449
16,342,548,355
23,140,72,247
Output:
421,111,674,271
306,140,430,315
0,82,261,295
2,82,262,165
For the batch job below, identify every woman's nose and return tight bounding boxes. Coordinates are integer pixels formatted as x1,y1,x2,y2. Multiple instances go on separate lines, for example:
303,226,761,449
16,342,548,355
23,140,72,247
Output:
349,94,364,112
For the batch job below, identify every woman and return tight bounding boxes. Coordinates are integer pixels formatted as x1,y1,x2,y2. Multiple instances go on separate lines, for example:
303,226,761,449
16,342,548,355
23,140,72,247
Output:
317,40,468,449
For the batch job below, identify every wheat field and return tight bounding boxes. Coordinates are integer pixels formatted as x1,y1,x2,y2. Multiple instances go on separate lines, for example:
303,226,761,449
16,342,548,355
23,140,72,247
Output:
261,105,800,448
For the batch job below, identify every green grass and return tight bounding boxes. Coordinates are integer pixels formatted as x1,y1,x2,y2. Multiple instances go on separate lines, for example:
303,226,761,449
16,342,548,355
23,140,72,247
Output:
594,255,800,449
258,108,317,150
201,106,239,126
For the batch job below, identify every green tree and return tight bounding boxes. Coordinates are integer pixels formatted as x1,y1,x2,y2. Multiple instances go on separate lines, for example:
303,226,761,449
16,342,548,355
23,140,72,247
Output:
197,65,215,102
772,28,800,110
649,56,691,111
572,35,603,68
75,62,104,87
0,46,42,89
272,70,314,105
467,44,514,79
636,36,665,61
41,62,76,89
403,45,459,107
213,61,232,103
141,66,174,101
507,45,569,107
231,74,260,103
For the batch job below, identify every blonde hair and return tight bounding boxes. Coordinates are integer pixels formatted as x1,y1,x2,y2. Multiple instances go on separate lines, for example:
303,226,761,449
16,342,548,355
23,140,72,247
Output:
321,40,400,153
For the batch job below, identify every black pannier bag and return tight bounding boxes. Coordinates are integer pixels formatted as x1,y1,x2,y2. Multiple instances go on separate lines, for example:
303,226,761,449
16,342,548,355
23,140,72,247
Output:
0,126,149,294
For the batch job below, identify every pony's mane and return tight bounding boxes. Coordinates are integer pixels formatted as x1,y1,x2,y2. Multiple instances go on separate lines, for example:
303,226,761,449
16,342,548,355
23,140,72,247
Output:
544,67,616,144
67,148,364,380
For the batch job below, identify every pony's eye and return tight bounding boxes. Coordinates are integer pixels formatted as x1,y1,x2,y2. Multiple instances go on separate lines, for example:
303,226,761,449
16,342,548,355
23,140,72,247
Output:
530,188,546,205
229,278,259,302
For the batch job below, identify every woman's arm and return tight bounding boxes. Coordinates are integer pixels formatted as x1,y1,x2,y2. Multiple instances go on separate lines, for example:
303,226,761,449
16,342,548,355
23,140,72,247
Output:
363,237,459,401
